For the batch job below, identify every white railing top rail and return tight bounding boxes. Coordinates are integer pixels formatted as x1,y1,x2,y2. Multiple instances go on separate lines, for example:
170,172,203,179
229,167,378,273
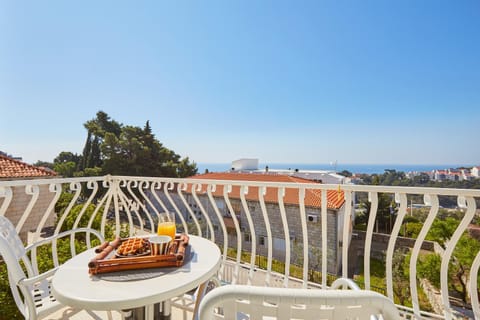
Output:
2,174,480,197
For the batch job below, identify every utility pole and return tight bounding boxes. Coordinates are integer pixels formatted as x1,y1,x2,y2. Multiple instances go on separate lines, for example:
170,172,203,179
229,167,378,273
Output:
330,160,338,173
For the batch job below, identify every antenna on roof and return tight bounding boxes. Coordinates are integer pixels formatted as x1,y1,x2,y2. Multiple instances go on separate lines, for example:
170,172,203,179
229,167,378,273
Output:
330,160,338,172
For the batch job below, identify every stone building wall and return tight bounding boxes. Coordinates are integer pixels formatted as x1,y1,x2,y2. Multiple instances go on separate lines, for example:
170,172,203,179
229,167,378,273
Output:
0,185,56,242
232,202,336,254
187,195,340,274
148,190,343,274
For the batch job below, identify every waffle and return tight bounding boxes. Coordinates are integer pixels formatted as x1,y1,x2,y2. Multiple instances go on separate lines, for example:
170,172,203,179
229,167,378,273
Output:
116,238,149,256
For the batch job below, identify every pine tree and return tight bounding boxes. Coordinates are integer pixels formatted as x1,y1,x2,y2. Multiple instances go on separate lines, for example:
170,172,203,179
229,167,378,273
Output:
80,111,197,177
80,131,92,171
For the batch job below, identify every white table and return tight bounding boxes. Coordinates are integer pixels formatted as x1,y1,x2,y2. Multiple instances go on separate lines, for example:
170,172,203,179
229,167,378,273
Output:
51,235,221,320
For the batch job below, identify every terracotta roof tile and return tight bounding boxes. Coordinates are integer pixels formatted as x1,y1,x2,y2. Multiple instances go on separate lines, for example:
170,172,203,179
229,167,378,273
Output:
0,155,57,179
188,172,345,210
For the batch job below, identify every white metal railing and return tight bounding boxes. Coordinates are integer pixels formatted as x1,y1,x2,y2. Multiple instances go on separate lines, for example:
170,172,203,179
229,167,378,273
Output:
1,175,479,319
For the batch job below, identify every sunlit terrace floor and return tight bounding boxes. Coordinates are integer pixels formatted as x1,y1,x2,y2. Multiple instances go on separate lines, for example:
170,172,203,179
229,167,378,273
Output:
46,308,123,320
47,307,193,320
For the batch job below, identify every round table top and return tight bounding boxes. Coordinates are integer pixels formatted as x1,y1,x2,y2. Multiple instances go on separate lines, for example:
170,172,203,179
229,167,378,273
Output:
51,235,221,310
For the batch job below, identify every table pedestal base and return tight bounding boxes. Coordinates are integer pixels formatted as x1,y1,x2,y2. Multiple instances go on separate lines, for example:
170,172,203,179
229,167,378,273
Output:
123,301,170,320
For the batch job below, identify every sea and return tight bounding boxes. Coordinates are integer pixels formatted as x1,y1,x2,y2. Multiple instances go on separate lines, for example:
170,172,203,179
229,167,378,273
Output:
196,163,473,175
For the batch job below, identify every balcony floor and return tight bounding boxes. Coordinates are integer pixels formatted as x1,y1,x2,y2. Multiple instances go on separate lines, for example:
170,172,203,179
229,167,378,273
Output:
47,306,193,320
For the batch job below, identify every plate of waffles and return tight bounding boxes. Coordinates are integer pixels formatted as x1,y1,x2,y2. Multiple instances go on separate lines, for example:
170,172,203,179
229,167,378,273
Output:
115,237,151,257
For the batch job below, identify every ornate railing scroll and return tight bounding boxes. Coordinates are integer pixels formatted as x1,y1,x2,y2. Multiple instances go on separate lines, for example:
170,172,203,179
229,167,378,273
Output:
277,186,291,287
386,193,408,301
223,183,241,284
364,191,378,291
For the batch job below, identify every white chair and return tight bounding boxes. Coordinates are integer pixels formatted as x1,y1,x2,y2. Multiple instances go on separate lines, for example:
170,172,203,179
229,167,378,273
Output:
0,215,104,320
198,280,401,320
170,275,222,319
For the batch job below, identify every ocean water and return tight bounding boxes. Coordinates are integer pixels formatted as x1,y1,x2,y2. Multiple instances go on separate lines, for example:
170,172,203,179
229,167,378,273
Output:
196,163,472,175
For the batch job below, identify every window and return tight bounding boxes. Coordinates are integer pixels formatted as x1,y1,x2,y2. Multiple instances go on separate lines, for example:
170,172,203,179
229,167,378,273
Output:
216,200,225,210
231,202,242,215
244,233,251,243
259,236,266,246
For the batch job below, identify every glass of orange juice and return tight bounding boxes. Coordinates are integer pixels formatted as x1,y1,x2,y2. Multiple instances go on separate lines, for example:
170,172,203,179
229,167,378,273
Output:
157,212,176,240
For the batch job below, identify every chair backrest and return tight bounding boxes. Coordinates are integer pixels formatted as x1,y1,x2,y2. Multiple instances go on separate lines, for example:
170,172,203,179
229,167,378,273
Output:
198,285,401,320
0,215,36,318
1,215,106,319
0,215,29,283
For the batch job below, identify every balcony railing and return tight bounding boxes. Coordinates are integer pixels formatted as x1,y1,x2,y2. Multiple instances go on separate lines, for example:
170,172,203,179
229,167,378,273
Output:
1,175,479,319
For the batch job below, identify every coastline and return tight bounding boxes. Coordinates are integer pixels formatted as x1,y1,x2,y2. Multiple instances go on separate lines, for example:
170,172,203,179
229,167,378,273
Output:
196,163,473,175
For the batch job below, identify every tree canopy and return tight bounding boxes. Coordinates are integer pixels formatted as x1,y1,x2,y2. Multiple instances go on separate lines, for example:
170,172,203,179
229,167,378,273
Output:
53,111,197,178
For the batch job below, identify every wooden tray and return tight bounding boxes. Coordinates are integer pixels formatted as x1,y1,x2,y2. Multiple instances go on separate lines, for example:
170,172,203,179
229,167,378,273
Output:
88,234,189,275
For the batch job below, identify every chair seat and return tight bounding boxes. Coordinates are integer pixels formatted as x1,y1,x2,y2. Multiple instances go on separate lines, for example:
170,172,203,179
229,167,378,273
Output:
30,278,65,319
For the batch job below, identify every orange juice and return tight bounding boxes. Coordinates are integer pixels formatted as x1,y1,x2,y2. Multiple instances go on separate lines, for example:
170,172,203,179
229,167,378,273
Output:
157,221,176,240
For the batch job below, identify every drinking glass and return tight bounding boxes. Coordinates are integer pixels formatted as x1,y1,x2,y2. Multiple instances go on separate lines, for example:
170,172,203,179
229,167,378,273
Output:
157,212,176,240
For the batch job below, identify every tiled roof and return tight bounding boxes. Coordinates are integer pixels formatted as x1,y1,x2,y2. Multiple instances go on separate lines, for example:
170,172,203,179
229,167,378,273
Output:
0,155,57,178
188,172,345,210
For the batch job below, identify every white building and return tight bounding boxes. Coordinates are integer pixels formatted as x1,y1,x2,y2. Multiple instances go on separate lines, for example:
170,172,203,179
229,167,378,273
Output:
231,158,259,171
472,166,480,178
431,167,478,182
230,159,348,185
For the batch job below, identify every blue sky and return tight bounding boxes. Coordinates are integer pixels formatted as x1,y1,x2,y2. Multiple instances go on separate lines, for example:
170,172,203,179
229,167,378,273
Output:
1,1,479,166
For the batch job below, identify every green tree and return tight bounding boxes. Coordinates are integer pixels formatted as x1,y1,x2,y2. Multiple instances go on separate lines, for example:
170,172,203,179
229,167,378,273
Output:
412,173,431,185
418,253,442,288
426,217,459,247
58,203,115,239
78,112,197,177
403,221,423,238
416,215,480,304
55,192,74,216
80,130,92,170
100,121,197,177
355,193,396,233
392,249,410,306
80,111,122,170
82,167,103,177
0,264,23,319
177,157,198,177
338,170,352,177
33,160,54,170
381,170,407,186
87,136,101,169
53,161,76,177
54,151,81,165
101,126,146,175
450,234,480,302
